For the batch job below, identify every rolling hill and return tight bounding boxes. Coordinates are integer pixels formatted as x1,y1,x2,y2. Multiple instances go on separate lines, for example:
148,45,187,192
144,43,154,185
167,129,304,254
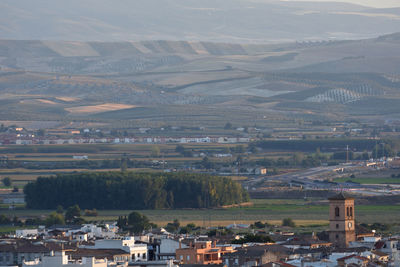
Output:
1,0,400,43
1,32,400,127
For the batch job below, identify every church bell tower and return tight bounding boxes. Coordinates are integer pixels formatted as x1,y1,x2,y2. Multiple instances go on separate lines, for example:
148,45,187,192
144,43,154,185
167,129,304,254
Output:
328,192,356,248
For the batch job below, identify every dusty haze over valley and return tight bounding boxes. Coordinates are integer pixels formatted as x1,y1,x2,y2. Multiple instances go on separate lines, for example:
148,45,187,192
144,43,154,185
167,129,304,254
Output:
1,3,400,265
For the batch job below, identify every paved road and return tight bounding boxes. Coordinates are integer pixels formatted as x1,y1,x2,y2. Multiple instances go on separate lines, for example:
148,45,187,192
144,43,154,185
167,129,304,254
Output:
244,164,400,196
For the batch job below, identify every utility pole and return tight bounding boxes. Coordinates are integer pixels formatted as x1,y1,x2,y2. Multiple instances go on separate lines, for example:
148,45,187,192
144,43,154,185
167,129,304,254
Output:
346,145,349,163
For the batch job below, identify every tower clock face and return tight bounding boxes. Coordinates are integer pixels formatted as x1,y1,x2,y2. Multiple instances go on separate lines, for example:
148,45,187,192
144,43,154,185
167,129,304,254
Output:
348,222,352,229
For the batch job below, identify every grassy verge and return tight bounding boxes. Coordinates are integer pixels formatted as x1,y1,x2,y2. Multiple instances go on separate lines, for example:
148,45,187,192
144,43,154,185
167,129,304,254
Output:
2,199,399,226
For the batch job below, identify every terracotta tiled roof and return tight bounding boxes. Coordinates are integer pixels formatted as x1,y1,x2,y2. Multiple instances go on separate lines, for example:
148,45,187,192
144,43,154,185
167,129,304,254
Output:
15,243,49,253
226,245,289,258
181,264,222,267
0,244,16,252
374,241,385,249
282,239,331,247
262,261,296,267
354,255,369,261
356,225,374,236
371,250,388,257
337,254,357,261
333,247,370,253
337,254,369,263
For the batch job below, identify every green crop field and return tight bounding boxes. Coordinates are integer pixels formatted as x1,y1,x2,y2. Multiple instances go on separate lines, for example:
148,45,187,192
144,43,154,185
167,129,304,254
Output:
2,199,399,228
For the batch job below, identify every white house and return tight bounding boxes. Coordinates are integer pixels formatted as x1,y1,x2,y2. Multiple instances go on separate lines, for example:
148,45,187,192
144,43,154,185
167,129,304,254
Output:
72,232,88,242
78,224,117,239
82,237,147,263
376,238,400,266
15,229,39,238
337,254,369,266
22,251,107,267
287,252,355,267
156,238,188,260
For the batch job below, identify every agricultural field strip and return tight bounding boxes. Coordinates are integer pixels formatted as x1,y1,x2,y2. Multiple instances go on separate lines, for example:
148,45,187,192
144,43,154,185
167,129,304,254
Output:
2,201,399,225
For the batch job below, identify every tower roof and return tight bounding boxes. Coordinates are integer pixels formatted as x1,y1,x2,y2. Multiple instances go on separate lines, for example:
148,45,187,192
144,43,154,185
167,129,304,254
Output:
328,192,354,200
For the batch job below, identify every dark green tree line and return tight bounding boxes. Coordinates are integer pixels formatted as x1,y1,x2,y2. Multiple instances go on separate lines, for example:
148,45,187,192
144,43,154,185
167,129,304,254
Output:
24,172,249,210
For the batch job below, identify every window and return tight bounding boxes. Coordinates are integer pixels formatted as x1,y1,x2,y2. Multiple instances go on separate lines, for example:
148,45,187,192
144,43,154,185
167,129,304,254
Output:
132,254,135,260
187,255,190,261
346,207,349,217
142,253,146,259
335,207,340,217
350,207,353,217
336,224,339,229
336,234,339,239
180,255,183,260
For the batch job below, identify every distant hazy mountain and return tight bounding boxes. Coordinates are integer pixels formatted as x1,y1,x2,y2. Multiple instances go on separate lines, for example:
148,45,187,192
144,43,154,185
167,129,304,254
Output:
1,0,400,43
1,32,400,75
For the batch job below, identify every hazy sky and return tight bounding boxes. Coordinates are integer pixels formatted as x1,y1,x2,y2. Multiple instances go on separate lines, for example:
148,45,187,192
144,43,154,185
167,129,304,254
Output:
281,0,400,8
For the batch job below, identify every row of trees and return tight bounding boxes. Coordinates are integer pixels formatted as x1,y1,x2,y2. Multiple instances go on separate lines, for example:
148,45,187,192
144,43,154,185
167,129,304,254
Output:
256,154,322,168
24,172,249,210
117,212,154,234
0,145,112,154
254,138,400,157
1,158,153,170
46,204,86,226
253,139,380,152
118,212,199,234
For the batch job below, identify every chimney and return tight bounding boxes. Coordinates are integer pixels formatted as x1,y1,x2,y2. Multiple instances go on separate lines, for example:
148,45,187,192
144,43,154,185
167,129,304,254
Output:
179,239,182,249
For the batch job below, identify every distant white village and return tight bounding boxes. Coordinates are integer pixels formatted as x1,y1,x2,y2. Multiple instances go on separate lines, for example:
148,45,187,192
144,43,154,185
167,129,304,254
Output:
6,136,250,146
